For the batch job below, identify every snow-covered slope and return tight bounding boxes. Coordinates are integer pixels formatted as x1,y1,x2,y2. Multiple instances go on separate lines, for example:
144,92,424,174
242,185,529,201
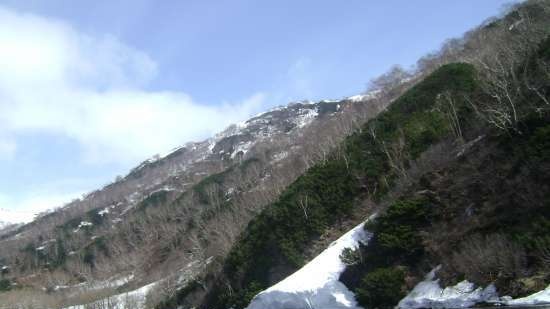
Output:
246,221,372,309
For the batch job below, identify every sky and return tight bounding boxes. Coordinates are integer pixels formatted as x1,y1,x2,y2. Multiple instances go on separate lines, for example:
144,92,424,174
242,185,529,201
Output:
0,0,517,222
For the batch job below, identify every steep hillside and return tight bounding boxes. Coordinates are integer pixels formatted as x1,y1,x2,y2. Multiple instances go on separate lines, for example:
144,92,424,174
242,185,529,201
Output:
200,62,481,309
0,89,408,308
183,2,550,309
2,1,550,309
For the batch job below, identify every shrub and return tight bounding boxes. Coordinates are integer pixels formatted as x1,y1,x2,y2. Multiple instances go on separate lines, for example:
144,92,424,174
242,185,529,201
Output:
368,197,432,262
137,190,170,212
527,124,550,163
355,267,406,309
82,248,95,268
0,279,11,292
340,247,363,266
216,281,265,309
451,233,527,286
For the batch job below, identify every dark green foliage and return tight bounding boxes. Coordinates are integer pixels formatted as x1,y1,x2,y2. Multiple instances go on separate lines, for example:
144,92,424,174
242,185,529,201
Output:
92,236,109,256
527,125,550,163
345,63,477,198
196,158,260,201
355,267,406,309
59,216,83,233
50,239,67,268
338,197,434,306
340,247,362,266
0,279,11,292
21,243,35,255
537,35,550,61
137,190,170,212
82,248,95,267
239,157,261,170
86,208,104,226
193,166,235,205
368,197,432,261
81,237,108,268
389,63,476,114
224,159,359,290
512,216,550,252
217,281,266,309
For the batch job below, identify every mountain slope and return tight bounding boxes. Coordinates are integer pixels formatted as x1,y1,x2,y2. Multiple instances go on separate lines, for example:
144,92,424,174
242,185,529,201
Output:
2,1,550,309
0,90,407,308
188,3,550,307
200,61,480,309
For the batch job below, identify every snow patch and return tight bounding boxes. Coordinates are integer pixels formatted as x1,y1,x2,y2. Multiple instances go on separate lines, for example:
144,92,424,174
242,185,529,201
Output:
246,220,373,309
231,141,254,159
346,90,381,102
64,280,156,309
399,267,550,308
293,107,319,129
503,284,550,306
272,151,289,163
73,221,93,233
398,267,499,309
509,19,524,31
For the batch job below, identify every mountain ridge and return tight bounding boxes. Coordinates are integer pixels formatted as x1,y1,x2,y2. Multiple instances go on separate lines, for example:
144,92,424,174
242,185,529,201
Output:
0,86,400,308
3,1,550,308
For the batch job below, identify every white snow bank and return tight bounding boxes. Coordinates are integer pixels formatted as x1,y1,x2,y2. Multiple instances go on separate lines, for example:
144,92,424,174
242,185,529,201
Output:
346,90,381,102
399,267,550,308
502,284,550,306
73,221,93,233
65,281,156,309
293,107,319,129
398,267,499,309
246,220,373,309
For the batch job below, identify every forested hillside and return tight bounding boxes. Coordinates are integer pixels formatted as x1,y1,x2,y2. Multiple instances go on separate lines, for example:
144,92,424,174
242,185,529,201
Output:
2,1,550,309
161,1,550,308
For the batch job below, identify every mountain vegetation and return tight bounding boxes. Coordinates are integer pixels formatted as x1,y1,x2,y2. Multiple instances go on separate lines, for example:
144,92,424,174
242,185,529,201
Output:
1,1,550,308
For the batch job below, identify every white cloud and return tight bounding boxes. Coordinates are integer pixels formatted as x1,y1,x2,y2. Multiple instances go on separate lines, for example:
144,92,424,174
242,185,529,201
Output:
0,191,84,224
0,6,266,164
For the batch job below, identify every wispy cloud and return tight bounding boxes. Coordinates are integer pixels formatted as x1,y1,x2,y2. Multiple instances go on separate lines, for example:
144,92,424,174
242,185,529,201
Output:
0,6,267,165
0,191,84,223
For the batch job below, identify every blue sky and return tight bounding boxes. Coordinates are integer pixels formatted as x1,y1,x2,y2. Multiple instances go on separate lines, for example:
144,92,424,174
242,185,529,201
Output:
0,0,515,221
